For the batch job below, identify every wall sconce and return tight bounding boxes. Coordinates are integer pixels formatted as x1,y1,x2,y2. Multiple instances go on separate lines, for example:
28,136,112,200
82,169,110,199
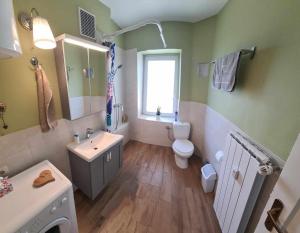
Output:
18,8,56,49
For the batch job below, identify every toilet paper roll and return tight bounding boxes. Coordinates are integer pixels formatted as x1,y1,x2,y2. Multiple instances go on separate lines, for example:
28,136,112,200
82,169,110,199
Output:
215,150,224,162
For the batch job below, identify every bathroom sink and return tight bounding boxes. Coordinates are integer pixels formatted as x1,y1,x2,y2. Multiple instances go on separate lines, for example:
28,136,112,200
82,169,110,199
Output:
67,131,123,162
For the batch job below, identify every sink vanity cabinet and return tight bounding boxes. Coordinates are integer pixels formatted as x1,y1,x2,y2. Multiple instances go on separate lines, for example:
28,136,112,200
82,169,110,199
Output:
68,135,123,200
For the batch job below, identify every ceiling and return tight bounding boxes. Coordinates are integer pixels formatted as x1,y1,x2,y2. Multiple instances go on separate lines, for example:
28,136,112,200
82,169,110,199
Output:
99,0,228,28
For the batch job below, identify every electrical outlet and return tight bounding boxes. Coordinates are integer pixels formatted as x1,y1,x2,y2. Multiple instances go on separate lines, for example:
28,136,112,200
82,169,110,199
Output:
0,165,9,176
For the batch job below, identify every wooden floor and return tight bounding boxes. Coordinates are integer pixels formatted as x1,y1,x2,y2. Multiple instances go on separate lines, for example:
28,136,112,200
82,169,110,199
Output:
74,141,221,233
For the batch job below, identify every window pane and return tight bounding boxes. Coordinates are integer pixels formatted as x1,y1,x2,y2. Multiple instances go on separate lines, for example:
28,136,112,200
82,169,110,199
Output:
146,59,175,114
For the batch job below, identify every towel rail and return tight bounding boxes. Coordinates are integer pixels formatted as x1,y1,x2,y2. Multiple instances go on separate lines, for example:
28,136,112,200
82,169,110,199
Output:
241,46,256,59
206,46,256,64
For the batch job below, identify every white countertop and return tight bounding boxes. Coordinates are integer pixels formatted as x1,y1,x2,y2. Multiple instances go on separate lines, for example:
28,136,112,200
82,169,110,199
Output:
0,161,72,233
67,131,123,162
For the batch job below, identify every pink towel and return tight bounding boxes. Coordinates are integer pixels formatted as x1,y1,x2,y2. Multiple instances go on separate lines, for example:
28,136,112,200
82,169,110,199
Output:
35,65,57,132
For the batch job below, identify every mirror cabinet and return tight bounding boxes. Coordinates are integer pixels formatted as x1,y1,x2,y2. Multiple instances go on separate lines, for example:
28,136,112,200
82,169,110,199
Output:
54,34,108,120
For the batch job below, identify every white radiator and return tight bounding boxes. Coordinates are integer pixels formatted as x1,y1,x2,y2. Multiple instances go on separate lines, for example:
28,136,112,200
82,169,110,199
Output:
213,132,269,233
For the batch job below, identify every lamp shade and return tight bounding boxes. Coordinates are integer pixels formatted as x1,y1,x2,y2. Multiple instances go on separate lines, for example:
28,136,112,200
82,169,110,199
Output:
32,16,56,49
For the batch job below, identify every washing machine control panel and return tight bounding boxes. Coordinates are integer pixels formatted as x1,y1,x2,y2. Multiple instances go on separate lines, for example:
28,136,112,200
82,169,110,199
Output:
17,192,70,233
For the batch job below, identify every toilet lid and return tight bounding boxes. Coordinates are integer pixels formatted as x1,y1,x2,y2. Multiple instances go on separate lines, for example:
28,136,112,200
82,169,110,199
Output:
172,139,194,157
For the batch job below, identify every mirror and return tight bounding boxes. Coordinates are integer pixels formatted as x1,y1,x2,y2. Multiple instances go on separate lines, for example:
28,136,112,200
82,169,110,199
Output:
54,37,107,120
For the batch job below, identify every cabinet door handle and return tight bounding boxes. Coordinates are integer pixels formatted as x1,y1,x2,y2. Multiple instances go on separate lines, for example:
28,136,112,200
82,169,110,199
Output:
106,153,110,162
110,152,112,161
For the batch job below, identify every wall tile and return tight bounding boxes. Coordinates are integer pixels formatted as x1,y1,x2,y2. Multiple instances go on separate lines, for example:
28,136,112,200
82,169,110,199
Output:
0,113,105,178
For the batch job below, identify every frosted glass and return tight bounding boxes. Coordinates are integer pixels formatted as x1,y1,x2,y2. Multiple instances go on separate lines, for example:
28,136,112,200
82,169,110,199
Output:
146,60,175,114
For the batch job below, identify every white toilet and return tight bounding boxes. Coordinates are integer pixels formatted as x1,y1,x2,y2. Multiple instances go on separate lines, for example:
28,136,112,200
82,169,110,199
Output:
172,122,194,169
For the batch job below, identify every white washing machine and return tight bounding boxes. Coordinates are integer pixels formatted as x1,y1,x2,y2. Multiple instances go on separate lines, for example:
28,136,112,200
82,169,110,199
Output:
0,161,78,233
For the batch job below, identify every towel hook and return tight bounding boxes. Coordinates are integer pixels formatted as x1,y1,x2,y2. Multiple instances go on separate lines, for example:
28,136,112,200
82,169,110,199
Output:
30,56,39,68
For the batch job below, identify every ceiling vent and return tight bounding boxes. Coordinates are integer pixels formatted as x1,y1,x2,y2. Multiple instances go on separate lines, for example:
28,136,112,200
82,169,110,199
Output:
78,8,96,40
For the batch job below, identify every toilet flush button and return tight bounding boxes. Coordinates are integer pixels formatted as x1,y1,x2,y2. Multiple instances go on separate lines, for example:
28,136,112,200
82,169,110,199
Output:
50,206,57,214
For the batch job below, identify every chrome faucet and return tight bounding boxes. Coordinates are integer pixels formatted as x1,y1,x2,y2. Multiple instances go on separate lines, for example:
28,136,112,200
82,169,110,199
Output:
86,128,94,139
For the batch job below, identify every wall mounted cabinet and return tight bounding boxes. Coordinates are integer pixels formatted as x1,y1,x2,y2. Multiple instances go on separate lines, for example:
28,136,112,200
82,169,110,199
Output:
54,34,108,120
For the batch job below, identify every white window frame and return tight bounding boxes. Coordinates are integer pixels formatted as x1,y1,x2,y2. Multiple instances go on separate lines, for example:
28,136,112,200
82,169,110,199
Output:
142,54,180,117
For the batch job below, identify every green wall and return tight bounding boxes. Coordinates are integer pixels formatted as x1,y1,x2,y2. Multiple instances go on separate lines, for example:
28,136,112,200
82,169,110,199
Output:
190,18,216,102
0,0,122,135
1,0,298,160
208,0,300,160
123,1,300,160
124,20,217,102
124,22,193,101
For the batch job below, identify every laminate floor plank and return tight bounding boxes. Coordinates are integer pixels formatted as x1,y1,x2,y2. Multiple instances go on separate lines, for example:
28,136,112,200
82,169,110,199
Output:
74,141,221,233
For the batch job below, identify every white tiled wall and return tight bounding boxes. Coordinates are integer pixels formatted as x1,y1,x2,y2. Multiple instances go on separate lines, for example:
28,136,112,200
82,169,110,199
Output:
0,112,105,178
180,101,241,170
179,101,207,158
123,49,172,147
122,48,234,151
122,49,284,173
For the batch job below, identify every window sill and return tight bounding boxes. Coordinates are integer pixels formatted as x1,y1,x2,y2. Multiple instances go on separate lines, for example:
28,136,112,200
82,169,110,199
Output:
138,115,174,123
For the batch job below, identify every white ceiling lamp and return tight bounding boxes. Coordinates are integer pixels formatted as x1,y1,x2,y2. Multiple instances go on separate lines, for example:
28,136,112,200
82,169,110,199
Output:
18,8,56,49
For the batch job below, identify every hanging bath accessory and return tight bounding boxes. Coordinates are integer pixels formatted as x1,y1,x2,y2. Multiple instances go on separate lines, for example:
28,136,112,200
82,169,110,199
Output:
197,46,256,90
211,46,256,92
30,56,57,132
103,42,123,131
104,42,115,131
208,46,256,65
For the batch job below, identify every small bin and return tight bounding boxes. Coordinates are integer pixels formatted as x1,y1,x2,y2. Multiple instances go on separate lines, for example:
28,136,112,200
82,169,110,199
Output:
201,164,217,193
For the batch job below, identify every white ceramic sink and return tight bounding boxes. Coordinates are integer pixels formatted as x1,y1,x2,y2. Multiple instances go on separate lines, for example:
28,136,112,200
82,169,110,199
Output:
67,131,123,162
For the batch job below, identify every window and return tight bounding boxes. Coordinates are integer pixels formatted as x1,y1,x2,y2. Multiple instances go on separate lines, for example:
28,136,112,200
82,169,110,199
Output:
142,54,180,117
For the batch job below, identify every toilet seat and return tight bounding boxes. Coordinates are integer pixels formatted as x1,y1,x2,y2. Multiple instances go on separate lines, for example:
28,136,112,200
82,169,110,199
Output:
172,139,194,157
